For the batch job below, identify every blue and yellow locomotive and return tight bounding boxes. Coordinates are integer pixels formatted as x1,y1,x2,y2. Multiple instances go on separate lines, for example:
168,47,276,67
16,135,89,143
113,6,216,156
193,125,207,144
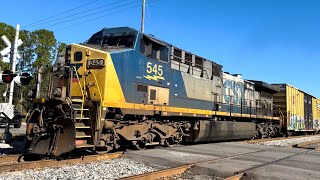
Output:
25,27,282,156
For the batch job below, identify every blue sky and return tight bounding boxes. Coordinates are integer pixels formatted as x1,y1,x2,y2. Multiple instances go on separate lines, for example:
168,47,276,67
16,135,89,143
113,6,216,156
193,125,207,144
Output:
1,0,319,97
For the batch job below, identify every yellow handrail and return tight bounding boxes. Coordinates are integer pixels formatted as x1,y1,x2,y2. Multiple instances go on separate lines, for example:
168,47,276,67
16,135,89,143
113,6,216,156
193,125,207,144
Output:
72,66,85,120
89,71,103,131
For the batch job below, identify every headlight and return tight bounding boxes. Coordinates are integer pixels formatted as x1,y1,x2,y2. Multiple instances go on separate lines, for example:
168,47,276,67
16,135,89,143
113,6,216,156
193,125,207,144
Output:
53,88,62,97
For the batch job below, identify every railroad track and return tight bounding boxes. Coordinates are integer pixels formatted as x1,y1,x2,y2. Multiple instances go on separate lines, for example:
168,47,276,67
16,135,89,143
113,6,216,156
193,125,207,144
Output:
120,142,318,180
0,135,318,178
292,139,320,150
0,152,122,173
0,154,20,164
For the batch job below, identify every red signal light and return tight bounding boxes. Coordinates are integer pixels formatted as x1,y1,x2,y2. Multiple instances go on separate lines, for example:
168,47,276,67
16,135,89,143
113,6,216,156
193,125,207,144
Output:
0,70,15,84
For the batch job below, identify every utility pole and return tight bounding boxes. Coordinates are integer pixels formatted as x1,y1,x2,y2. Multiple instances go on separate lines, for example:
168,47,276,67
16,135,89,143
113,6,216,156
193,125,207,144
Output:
141,0,146,33
8,24,20,105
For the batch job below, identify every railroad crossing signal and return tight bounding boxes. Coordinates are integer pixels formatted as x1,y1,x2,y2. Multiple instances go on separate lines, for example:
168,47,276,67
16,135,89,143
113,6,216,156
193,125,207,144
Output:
0,70,16,84
14,72,32,85
0,70,32,85
0,35,23,59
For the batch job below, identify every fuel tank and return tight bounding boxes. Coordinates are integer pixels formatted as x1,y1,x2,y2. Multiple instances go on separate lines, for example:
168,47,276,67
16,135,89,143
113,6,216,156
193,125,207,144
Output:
184,120,256,143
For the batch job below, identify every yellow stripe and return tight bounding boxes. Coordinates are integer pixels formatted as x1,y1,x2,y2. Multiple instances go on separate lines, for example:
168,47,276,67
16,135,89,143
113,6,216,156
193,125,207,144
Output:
103,101,280,121
242,114,251,118
216,111,229,116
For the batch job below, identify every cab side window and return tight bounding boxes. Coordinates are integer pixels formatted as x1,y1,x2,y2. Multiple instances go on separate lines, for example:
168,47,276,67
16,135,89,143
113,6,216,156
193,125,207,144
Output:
140,35,169,62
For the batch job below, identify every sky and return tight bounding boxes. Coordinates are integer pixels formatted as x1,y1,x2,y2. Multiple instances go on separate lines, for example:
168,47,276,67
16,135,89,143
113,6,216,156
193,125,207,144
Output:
0,0,319,97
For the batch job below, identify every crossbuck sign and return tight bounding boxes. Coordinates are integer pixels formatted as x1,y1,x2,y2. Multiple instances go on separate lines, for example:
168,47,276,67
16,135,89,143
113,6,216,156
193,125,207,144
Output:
0,35,23,60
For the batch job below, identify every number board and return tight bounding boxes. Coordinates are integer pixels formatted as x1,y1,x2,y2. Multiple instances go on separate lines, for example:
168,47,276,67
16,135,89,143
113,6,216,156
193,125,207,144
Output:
86,59,105,69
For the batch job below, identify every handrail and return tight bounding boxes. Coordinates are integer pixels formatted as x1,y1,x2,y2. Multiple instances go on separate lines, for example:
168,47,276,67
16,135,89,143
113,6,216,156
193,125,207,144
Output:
72,66,85,120
89,71,103,133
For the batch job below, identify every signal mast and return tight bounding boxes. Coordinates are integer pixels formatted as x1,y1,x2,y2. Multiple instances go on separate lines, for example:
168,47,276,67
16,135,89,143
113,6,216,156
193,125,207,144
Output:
0,24,32,143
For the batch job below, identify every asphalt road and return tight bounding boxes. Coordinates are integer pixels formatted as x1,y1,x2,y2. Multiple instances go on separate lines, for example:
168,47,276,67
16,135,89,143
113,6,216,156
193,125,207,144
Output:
0,122,26,136
124,142,320,179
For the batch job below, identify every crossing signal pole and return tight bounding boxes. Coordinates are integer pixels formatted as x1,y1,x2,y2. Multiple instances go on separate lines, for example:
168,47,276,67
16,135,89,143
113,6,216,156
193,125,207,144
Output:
0,24,24,143
8,24,21,105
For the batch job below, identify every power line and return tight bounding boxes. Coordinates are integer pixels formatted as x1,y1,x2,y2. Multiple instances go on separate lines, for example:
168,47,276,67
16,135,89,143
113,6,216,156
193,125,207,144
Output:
23,0,101,27
54,0,161,32
34,0,141,30
25,0,130,29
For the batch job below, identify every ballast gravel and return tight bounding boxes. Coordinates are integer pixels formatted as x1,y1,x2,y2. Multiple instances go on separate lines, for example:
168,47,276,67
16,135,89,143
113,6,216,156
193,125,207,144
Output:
0,158,161,180
257,135,320,147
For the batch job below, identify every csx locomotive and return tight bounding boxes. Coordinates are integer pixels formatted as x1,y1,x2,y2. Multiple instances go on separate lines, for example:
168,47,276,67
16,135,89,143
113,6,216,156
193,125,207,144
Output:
24,27,317,157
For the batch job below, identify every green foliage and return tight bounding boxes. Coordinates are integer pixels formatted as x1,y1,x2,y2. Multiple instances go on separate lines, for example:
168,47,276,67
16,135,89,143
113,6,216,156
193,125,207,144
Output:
31,29,57,67
58,42,67,54
0,22,66,114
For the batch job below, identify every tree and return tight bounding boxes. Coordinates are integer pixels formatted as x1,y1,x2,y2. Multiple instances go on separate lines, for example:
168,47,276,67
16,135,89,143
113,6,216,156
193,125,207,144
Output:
57,42,67,55
0,22,64,114
30,29,57,67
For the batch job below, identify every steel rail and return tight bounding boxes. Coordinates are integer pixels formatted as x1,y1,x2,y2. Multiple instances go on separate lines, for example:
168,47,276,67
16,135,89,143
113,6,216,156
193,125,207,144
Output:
292,139,320,149
0,152,122,173
0,155,20,163
119,164,195,180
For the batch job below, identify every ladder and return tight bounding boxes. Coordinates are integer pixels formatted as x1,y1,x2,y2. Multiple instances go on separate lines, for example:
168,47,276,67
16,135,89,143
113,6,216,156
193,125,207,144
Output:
72,98,94,148
71,66,94,149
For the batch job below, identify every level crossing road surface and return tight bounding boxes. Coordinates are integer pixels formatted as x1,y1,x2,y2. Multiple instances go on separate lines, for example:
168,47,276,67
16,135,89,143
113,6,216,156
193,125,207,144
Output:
0,122,26,136
123,142,320,179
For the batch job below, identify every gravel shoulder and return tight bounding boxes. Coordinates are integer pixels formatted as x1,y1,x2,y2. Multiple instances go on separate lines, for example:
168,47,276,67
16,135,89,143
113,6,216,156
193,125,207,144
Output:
256,135,320,147
0,158,161,180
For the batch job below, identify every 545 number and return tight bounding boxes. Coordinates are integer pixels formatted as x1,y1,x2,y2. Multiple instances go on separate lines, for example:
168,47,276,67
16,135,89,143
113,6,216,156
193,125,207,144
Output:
146,62,163,76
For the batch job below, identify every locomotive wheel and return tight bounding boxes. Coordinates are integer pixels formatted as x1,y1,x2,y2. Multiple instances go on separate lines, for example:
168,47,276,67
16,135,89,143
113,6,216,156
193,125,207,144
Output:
132,141,146,150
164,137,179,148
164,139,174,147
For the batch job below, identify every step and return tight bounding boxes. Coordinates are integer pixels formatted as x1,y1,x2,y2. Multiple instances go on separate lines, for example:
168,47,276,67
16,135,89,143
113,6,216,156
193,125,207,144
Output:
71,99,83,103
75,123,91,129
76,131,92,138
75,144,94,148
75,115,90,120
73,108,89,111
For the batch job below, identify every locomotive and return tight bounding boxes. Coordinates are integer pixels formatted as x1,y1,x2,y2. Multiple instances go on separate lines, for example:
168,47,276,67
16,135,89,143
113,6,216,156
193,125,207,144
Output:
25,27,286,157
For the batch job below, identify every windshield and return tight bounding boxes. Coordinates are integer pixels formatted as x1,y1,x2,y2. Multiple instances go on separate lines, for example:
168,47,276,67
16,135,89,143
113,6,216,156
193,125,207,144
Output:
86,32,136,49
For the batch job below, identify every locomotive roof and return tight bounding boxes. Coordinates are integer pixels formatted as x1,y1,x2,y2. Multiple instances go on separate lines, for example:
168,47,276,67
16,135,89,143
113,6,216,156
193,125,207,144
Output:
249,80,280,94
86,27,222,67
